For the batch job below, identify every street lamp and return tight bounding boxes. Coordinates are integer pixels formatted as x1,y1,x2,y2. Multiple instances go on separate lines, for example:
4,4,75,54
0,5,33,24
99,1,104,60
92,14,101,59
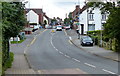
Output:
100,4,103,47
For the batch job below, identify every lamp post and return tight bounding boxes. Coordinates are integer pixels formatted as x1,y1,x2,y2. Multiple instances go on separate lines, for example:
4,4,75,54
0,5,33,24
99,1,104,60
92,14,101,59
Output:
100,4,103,47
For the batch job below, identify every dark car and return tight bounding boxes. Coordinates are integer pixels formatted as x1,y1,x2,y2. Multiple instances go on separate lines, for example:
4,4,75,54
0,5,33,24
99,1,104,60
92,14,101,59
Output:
81,36,93,46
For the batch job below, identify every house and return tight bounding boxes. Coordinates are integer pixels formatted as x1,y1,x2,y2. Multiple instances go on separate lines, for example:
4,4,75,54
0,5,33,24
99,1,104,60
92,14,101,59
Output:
43,13,51,25
25,8,44,25
24,8,49,34
79,7,108,35
71,5,108,35
71,5,87,29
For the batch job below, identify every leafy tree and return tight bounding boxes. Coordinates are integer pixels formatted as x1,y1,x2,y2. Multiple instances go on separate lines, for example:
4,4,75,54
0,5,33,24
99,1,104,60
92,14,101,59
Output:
2,2,26,39
51,18,57,25
64,18,70,25
2,2,26,68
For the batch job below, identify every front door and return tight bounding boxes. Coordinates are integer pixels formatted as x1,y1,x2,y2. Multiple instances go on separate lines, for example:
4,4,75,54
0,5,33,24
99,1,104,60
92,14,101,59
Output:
81,24,84,35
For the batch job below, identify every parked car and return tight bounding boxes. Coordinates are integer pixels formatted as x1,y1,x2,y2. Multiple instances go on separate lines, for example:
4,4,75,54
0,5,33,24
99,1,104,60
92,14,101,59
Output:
56,25,62,31
45,25,52,29
81,36,93,46
64,25,70,30
52,26,56,29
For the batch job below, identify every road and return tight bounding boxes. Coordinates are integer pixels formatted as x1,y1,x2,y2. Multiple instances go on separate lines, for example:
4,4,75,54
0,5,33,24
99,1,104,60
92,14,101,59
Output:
26,29,118,75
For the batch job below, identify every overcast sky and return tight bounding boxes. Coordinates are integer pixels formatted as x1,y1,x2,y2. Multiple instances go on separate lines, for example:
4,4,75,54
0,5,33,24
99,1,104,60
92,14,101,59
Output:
24,0,86,19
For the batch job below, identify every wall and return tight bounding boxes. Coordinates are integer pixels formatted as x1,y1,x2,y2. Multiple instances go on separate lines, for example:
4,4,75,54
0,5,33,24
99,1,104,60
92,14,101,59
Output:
26,10,39,24
79,10,88,34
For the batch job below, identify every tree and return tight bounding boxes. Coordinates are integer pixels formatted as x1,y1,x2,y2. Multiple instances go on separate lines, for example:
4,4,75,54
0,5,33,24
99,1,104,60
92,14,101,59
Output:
2,2,27,66
51,18,57,25
2,2,26,39
64,18,70,25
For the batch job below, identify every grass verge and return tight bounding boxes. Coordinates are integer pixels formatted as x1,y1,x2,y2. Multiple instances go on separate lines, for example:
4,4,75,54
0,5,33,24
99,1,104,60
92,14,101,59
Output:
0,52,2,76
2,52,14,75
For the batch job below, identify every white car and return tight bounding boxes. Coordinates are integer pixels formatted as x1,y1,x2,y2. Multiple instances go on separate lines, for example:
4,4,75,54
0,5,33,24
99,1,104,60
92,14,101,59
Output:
56,25,62,31
64,25,70,30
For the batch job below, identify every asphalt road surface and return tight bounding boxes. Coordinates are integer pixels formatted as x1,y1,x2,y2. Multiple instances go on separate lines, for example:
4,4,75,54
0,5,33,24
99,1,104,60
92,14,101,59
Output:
26,29,118,75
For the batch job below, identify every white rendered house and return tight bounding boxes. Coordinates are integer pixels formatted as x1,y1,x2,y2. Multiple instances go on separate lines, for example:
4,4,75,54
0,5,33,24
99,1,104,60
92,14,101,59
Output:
79,8,108,35
26,10,39,24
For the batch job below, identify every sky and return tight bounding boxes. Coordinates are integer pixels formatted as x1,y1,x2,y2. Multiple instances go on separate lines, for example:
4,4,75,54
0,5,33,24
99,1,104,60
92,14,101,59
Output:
24,0,86,19
24,0,118,19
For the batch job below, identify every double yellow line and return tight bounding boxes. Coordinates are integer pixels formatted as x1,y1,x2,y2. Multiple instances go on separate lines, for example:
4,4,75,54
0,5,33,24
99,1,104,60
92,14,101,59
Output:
30,29,47,45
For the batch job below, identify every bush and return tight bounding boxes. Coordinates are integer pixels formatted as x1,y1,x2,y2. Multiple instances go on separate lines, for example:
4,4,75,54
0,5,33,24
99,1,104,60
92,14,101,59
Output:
2,52,14,75
87,30,102,45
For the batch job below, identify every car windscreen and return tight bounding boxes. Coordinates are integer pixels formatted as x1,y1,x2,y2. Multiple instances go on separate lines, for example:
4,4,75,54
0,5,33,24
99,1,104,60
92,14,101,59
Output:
83,37,92,41
57,26,62,28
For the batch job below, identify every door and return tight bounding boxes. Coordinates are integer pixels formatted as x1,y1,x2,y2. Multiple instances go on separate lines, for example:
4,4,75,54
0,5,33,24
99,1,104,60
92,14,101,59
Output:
81,24,84,35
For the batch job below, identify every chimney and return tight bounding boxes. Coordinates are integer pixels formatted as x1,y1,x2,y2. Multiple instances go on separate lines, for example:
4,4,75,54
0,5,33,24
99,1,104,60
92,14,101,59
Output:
76,5,80,10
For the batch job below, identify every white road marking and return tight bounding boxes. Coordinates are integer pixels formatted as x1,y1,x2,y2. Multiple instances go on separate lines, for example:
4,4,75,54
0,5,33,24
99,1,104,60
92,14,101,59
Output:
64,30,67,35
65,55,70,58
59,51,62,54
50,35,60,53
84,63,96,68
50,30,118,75
59,52,63,54
102,69,116,74
72,58,81,62
69,36,72,40
38,70,42,74
56,49,59,51
68,40,73,45
24,48,27,54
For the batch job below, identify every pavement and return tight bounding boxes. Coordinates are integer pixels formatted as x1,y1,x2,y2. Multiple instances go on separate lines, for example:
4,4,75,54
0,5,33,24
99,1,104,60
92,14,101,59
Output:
65,29,120,62
5,29,45,75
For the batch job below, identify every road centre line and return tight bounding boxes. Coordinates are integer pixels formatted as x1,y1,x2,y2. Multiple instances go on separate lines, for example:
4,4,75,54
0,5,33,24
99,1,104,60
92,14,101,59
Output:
84,63,96,68
69,36,72,40
72,58,80,62
50,31,117,74
59,51,63,54
50,31,118,74
65,55,70,58
68,40,73,45
102,69,116,74
64,30,68,36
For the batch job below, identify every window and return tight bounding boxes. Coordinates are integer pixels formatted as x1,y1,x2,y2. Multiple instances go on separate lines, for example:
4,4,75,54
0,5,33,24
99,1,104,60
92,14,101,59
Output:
102,14,106,20
88,13,94,20
88,24,95,31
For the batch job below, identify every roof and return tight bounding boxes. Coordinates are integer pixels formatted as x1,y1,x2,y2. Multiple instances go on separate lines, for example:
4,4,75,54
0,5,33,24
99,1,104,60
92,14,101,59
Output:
25,8,43,15
72,5,88,16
